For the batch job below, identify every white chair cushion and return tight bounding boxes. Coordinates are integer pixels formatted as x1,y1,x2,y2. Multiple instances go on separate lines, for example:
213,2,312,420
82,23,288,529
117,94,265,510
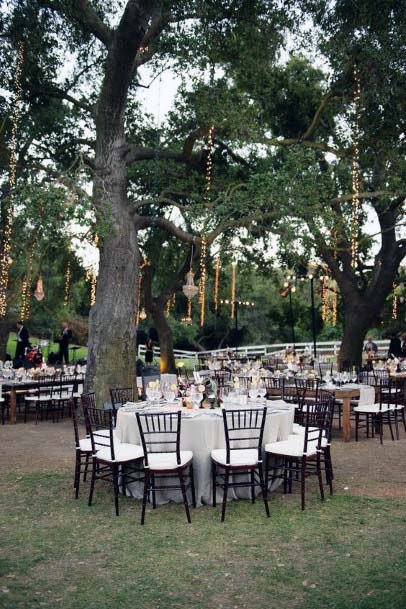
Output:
25,395,52,402
146,450,193,470
78,438,92,452
291,423,327,439
96,443,144,463
211,448,259,467
265,436,325,458
388,403,404,411
353,403,391,413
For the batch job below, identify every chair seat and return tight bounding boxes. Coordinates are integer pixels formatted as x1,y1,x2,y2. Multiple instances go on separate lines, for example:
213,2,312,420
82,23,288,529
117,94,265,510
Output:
353,403,391,413
265,436,325,458
96,443,144,463
78,437,92,452
211,448,259,467
25,395,52,402
146,450,193,470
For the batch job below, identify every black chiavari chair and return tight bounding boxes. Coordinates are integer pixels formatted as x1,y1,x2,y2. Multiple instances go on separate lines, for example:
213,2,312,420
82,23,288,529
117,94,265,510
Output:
136,411,196,524
211,407,269,522
83,398,144,516
110,387,136,424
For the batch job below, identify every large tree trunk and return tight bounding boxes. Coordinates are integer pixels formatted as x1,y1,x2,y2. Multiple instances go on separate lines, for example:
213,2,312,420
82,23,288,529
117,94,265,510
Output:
337,304,375,370
86,204,140,403
0,317,11,360
150,304,177,374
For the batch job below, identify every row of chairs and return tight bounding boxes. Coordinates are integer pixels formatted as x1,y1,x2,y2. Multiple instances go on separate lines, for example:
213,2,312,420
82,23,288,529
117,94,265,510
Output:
73,391,335,522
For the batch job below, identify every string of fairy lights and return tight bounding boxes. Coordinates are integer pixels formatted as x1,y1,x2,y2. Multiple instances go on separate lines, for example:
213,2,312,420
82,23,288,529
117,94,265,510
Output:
20,241,35,320
64,261,71,307
350,64,362,269
230,261,237,319
213,255,220,314
198,235,207,327
0,41,24,317
392,282,398,320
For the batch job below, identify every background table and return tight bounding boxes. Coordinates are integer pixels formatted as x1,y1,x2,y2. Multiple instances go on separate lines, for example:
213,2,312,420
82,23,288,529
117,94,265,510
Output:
116,401,294,506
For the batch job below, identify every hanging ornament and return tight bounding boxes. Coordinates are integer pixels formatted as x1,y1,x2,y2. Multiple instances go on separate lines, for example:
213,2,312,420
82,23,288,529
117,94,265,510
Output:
350,64,362,268
33,276,45,302
64,261,71,307
199,236,207,327
230,261,237,319
213,255,220,314
139,307,147,321
0,41,24,317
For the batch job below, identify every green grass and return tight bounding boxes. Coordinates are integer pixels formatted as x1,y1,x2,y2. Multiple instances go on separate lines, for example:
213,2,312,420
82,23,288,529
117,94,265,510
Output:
0,472,405,609
6,333,88,361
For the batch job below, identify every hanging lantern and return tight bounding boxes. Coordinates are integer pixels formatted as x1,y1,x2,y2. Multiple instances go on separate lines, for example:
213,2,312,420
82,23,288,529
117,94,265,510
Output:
139,307,147,321
34,276,45,301
182,270,198,299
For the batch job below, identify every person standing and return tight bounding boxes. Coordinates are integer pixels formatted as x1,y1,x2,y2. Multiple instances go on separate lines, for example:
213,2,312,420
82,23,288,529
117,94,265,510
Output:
15,321,29,359
57,322,72,365
388,333,402,358
145,337,154,367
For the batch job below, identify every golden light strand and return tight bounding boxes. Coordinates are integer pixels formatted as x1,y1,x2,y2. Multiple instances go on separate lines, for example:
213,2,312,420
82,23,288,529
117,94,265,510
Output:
165,298,171,318
213,255,220,314
350,65,362,268
332,280,338,327
392,282,398,320
230,261,237,320
321,273,329,323
135,259,147,326
0,42,24,317
20,241,35,320
205,125,215,196
64,261,71,307
199,235,207,327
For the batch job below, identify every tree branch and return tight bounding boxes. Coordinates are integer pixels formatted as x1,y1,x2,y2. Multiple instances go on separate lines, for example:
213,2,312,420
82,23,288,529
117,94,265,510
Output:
70,0,113,47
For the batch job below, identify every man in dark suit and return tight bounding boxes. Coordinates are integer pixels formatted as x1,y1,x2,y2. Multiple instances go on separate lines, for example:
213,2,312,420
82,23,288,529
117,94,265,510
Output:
15,321,29,359
57,322,73,365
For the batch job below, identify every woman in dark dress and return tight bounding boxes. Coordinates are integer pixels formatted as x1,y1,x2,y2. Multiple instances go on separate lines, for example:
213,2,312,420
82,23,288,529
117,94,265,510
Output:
145,337,154,366
388,333,402,358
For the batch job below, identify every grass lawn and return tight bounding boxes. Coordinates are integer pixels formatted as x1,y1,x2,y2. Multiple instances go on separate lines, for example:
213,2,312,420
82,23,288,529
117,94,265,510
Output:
6,333,88,362
0,469,405,609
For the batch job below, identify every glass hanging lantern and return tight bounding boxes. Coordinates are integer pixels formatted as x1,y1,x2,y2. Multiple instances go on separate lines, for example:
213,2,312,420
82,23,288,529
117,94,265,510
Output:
139,307,147,320
34,276,45,301
182,270,198,299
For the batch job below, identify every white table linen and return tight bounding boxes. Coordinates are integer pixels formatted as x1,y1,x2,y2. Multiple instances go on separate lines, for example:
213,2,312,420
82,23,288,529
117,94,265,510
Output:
116,400,294,506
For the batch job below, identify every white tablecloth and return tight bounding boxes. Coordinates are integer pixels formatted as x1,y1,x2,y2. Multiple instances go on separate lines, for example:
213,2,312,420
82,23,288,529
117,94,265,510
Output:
116,401,294,506
323,383,375,405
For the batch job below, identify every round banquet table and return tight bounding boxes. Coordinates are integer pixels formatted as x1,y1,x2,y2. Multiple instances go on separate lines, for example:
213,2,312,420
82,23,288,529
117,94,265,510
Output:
115,401,294,506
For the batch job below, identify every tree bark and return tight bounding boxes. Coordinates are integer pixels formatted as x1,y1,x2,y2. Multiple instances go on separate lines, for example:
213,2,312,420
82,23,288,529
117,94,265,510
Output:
85,204,140,402
337,304,375,370
150,304,177,374
0,317,12,360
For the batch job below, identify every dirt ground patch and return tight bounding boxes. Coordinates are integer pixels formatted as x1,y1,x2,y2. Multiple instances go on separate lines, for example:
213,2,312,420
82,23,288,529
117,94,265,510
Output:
1,418,405,499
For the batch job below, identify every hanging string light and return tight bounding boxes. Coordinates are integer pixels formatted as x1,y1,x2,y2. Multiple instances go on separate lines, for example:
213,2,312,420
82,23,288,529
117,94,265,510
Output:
33,276,45,302
0,41,24,317
166,291,176,318
64,261,71,307
213,255,220,314
392,282,398,320
332,280,338,327
205,125,215,197
230,261,237,319
321,272,330,323
20,241,35,320
135,259,148,326
350,64,362,268
199,235,207,327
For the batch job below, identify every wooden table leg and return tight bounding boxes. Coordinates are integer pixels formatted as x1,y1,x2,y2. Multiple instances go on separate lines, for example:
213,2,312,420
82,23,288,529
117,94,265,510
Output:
342,396,351,442
9,388,17,424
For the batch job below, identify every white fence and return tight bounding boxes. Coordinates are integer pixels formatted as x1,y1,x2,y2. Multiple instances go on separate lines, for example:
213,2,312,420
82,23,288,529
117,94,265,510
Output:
138,339,391,362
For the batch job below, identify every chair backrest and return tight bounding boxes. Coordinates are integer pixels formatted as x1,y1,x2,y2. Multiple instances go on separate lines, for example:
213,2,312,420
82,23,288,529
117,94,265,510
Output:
71,398,86,448
358,371,376,386
282,383,304,406
222,407,267,465
319,362,333,378
136,411,181,467
373,370,390,386
214,370,231,387
83,402,116,459
110,387,136,408
303,397,332,454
